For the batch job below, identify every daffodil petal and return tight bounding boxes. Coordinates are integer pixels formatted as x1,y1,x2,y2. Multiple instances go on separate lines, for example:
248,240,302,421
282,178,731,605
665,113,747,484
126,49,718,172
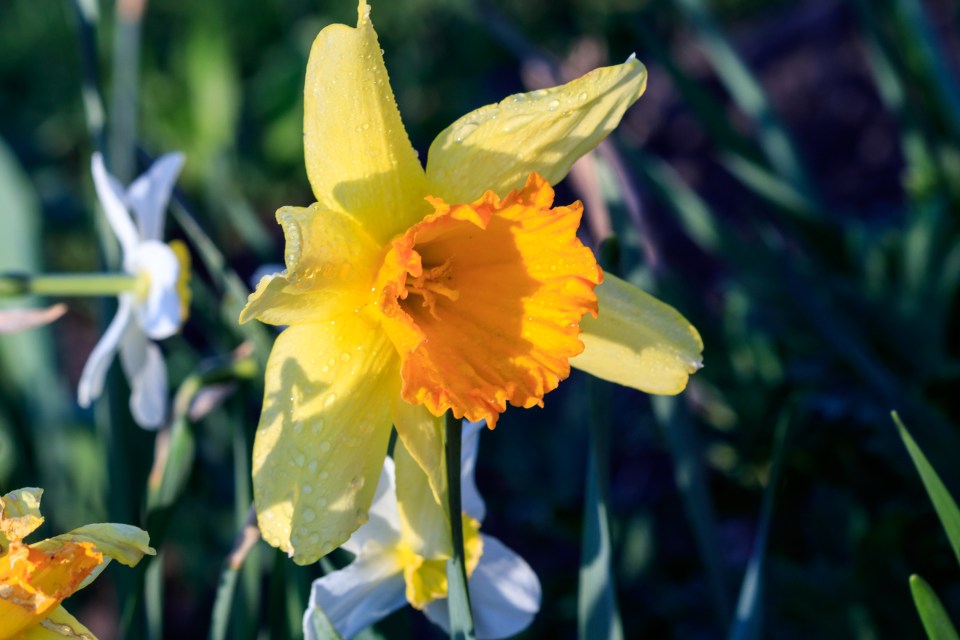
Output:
342,457,402,557
119,330,168,429
423,534,541,639
127,240,181,339
394,430,451,559
126,152,184,242
240,205,381,327
252,319,399,565
572,273,703,394
18,605,96,640
425,57,647,204
392,399,447,518
0,487,44,546
77,296,133,409
32,524,155,568
303,0,428,242
91,153,138,257
460,421,486,523
304,553,406,640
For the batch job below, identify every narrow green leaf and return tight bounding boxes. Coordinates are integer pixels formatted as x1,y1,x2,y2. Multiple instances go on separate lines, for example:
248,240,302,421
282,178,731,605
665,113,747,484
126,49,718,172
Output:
445,412,476,640
578,238,624,640
893,412,960,567
727,410,790,640
910,574,960,640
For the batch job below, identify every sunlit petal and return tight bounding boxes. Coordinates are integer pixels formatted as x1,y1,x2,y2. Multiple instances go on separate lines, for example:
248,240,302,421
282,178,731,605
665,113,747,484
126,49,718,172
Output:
572,273,703,394
342,457,402,556
31,524,154,568
422,535,541,639
0,488,45,546
303,0,428,242
77,296,134,409
240,205,381,327
253,318,399,565
304,553,406,640
393,399,446,514
126,152,185,242
426,58,647,204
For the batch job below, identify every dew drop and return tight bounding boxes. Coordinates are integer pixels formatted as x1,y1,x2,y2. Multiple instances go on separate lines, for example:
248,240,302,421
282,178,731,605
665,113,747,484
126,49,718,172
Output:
308,460,318,473
303,509,316,522
293,421,304,434
578,91,588,102
355,509,369,526
302,483,313,495
320,441,332,453
340,353,351,362
318,498,328,508
319,470,330,480
324,394,337,408
454,121,479,143
295,454,305,467
349,475,365,490
547,99,560,112
310,534,320,545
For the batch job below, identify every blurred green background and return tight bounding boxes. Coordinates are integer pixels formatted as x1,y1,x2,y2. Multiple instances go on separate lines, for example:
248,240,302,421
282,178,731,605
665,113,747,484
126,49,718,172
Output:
2,0,960,638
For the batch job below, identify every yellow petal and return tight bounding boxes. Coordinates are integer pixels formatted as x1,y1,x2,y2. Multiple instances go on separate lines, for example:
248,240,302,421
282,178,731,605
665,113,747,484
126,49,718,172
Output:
240,205,382,326
0,487,44,548
376,174,600,426
0,541,102,639
18,606,96,640
572,273,703,394
32,524,155,568
394,431,450,559
252,318,399,565
425,57,647,204
392,399,447,524
303,0,428,243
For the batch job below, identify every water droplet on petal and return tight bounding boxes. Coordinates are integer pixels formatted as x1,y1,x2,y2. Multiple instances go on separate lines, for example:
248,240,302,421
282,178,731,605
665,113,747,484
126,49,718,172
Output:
547,99,560,111
303,509,316,522
320,441,331,453
578,91,588,102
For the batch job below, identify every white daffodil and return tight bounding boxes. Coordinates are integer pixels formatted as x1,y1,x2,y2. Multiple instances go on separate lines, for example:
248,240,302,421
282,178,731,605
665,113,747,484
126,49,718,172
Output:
304,421,541,639
77,152,189,429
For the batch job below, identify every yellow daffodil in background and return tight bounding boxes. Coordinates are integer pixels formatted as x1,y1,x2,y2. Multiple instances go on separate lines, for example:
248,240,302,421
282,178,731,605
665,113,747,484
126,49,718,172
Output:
304,422,540,640
241,0,703,565
0,487,155,639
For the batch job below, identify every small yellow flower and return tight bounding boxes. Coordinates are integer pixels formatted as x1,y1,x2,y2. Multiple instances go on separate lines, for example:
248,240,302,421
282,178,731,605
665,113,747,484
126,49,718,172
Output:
0,488,155,640
241,0,703,565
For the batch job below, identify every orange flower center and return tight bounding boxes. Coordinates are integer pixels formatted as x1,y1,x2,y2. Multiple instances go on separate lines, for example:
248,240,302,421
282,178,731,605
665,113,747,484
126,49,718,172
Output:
375,173,602,426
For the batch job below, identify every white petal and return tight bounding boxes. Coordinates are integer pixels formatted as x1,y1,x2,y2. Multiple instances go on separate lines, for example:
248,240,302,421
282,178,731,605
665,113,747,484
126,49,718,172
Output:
460,420,486,522
304,554,407,640
128,240,182,339
119,330,168,429
423,535,541,639
342,456,402,556
91,153,139,256
77,296,134,408
126,152,185,241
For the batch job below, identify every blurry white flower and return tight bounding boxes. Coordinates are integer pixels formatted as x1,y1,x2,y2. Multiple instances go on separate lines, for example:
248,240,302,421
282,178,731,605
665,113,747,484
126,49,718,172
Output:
304,422,541,640
78,152,189,429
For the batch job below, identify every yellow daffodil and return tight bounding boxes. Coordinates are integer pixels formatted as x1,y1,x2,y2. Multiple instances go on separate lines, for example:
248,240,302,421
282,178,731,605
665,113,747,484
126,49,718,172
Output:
241,0,703,565
0,487,155,639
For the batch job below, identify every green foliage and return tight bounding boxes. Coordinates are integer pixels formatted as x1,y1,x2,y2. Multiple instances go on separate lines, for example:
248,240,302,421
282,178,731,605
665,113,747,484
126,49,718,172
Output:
2,0,960,637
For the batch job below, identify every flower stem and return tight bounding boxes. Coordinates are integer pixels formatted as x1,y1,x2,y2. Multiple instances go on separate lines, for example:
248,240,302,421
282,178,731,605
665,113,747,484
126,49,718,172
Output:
445,412,477,640
0,272,139,297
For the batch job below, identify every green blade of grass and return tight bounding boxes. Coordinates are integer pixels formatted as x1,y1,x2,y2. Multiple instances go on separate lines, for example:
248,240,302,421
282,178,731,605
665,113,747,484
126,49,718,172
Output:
910,574,960,640
445,413,476,640
727,409,790,640
893,412,960,567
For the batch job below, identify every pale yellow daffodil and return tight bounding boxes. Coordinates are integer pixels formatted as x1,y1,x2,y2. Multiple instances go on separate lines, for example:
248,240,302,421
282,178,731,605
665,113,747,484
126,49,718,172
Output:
241,0,703,565
0,487,155,640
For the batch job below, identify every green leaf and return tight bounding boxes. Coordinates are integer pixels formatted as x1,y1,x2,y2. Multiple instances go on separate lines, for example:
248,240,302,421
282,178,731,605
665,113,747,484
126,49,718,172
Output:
893,412,960,567
445,413,476,640
910,574,960,640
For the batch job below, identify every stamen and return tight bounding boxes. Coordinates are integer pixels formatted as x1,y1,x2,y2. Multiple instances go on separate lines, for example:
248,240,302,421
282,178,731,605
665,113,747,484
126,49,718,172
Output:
404,259,458,319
